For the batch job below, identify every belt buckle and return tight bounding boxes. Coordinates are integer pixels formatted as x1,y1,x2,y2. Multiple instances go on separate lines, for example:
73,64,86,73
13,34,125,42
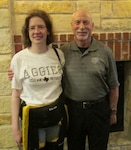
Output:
83,101,91,109
83,101,87,109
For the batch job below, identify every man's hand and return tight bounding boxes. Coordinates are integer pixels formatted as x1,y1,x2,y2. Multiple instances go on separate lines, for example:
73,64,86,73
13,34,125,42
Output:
110,113,117,125
8,68,14,80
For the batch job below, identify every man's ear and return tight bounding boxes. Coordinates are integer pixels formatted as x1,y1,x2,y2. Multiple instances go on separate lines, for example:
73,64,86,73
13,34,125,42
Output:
92,22,95,30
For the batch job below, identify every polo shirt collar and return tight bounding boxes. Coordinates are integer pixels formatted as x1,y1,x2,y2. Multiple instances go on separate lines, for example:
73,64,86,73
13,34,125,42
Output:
70,37,98,52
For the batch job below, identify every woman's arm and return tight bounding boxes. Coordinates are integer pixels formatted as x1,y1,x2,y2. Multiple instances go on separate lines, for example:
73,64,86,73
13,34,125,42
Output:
11,89,22,147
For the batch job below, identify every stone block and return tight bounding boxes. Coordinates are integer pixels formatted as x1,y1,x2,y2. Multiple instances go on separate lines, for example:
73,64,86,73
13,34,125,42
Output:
14,15,25,34
0,9,10,28
0,125,16,148
113,2,131,18
0,29,14,54
101,19,131,31
101,2,112,18
0,55,12,71
41,1,75,13
52,15,72,33
14,1,75,13
0,73,11,96
0,96,11,113
77,1,100,13
0,114,11,125
0,0,8,8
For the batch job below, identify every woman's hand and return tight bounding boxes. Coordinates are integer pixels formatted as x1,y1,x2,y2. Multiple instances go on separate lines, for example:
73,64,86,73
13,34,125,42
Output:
12,128,22,147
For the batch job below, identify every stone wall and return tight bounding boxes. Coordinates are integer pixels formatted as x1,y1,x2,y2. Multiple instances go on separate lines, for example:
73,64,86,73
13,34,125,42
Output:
13,0,131,34
0,0,131,149
0,1,15,149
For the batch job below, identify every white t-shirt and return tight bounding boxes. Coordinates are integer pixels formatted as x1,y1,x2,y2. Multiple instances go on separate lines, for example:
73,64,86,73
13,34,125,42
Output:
11,45,65,105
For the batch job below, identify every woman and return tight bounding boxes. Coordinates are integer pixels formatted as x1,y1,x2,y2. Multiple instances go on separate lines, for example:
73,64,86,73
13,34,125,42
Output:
11,9,66,150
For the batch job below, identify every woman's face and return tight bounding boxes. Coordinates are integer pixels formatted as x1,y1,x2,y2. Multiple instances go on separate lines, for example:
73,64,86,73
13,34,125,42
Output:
28,16,49,45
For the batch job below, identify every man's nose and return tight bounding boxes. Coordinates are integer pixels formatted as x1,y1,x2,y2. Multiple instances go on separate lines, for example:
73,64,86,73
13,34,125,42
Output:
79,22,85,28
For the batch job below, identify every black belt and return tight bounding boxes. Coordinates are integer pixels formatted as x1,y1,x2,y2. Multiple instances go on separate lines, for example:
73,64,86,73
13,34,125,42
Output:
68,97,106,109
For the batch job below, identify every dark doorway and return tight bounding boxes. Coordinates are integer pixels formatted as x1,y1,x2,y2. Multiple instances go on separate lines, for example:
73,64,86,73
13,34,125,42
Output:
110,61,124,132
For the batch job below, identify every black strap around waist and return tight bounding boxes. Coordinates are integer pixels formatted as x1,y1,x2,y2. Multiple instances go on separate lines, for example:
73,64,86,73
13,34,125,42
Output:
67,96,106,109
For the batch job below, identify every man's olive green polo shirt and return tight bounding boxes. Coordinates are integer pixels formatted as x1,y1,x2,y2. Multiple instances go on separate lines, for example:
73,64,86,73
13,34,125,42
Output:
61,38,119,101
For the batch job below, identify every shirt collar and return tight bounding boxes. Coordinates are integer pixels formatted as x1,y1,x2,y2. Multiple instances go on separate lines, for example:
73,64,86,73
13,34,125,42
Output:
70,37,98,53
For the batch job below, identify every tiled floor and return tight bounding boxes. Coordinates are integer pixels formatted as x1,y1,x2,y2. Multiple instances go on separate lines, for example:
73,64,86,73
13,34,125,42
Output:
108,132,131,150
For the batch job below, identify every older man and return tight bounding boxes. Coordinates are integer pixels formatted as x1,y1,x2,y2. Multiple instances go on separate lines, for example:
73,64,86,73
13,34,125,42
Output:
61,9,119,150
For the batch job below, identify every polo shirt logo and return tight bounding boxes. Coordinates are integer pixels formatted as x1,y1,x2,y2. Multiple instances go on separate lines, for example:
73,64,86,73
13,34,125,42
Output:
91,57,99,64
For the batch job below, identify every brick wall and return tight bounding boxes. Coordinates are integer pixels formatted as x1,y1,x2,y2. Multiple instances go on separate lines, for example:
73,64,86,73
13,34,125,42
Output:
14,32,131,61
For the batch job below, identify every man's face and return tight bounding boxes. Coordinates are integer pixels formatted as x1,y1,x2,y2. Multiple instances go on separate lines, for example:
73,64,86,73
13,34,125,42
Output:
71,10,94,42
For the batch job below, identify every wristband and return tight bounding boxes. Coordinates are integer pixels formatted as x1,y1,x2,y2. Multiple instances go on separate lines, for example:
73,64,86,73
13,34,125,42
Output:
111,109,117,114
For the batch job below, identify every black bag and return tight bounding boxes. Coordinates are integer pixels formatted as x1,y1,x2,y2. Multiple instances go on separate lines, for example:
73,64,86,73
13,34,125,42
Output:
28,94,67,149
20,93,65,128
30,95,65,128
